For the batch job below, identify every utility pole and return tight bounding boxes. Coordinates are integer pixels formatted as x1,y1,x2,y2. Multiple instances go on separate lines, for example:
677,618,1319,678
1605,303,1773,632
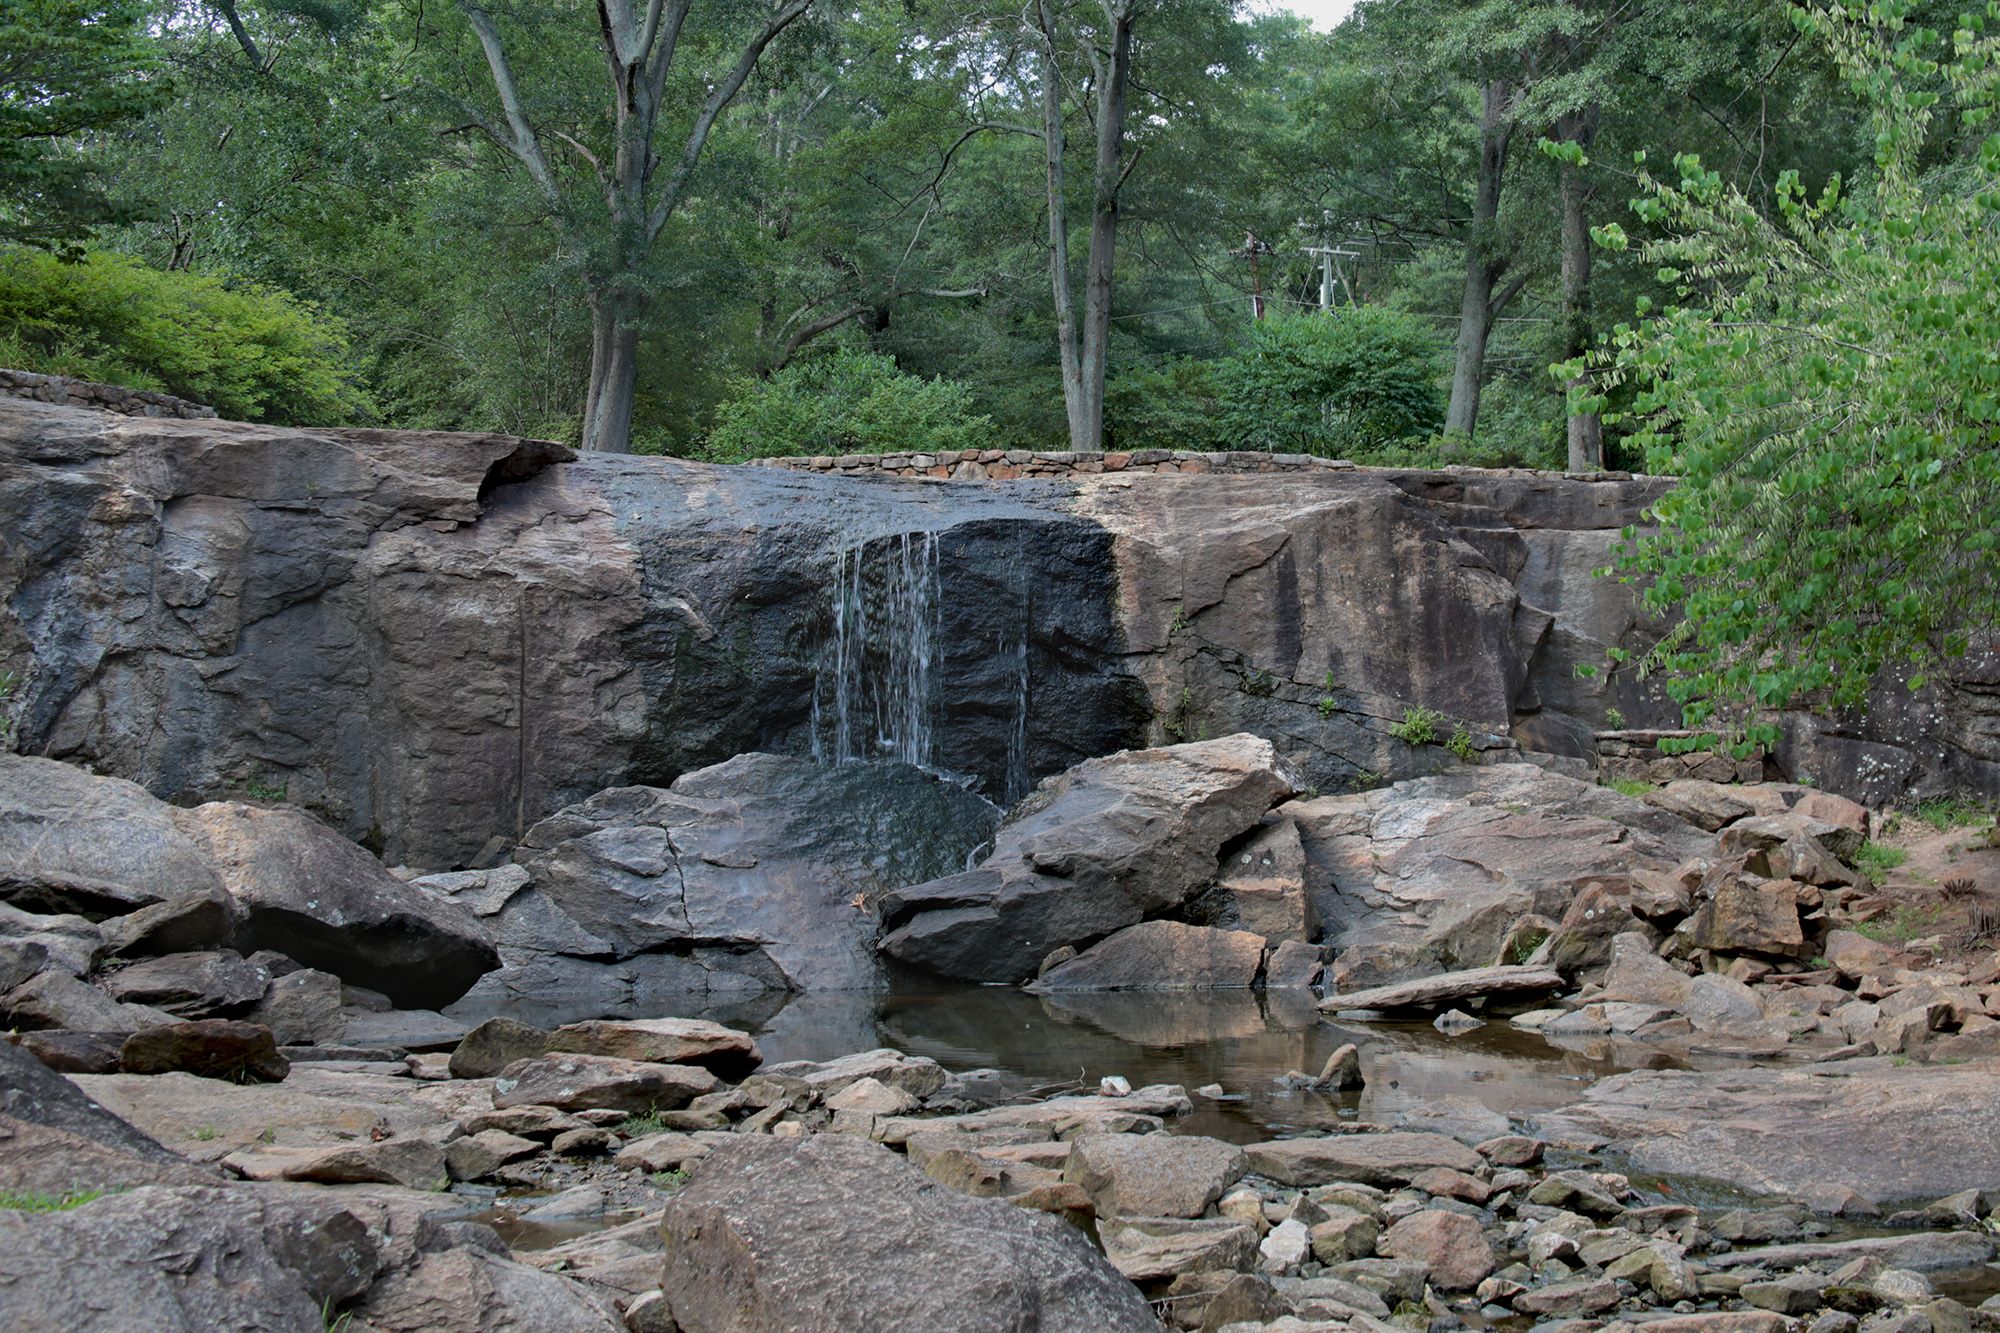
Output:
1301,242,1360,312
1234,231,1275,320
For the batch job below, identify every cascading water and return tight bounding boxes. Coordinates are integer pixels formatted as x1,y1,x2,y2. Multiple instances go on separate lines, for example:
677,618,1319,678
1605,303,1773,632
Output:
812,530,942,769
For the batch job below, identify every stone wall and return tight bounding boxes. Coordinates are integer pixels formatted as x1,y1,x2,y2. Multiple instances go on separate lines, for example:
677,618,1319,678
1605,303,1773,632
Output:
0,368,217,420
1595,730,1768,786
746,448,1648,484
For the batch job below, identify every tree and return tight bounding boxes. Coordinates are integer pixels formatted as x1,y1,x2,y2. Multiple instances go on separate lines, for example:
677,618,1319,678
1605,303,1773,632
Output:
702,348,990,459
0,1,167,248
1581,0,2000,740
448,0,813,453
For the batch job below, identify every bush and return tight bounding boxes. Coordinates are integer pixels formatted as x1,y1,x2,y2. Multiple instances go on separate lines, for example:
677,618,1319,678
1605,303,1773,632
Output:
701,350,992,461
1217,307,1445,455
0,248,366,423
1104,357,1231,452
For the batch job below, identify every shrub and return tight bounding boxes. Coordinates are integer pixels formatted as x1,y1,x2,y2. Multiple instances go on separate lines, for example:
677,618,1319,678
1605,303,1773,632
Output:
0,248,367,423
701,350,991,461
1217,306,1445,456
1104,356,1231,452
1445,725,1478,761
1388,705,1441,746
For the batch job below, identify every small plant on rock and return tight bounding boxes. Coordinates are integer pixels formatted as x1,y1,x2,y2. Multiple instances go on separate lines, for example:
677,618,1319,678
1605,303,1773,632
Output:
1445,725,1478,762
0,1188,106,1212
617,1110,668,1137
1388,706,1441,747
1854,841,1908,878
1913,795,1993,833
1605,777,1652,798
651,1169,689,1191
1604,707,1625,730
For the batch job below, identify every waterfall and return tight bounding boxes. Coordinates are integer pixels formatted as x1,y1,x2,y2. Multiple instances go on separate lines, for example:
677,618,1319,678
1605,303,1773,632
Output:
812,530,941,769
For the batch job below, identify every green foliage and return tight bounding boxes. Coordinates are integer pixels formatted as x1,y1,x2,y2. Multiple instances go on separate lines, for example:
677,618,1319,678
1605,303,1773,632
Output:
616,1111,668,1137
1506,927,1550,965
1853,901,1941,942
0,1,167,248
1105,358,1231,452
1219,308,1446,456
1604,707,1626,730
651,1169,689,1191
1388,705,1442,746
0,668,16,750
1577,4,2000,741
1854,841,1910,876
0,1187,106,1212
0,249,366,423
1445,725,1478,761
702,351,991,461
1604,777,1653,798
1912,794,1994,832
239,777,288,803
189,1125,219,1142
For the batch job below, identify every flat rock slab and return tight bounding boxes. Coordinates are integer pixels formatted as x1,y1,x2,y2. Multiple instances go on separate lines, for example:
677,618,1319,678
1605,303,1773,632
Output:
1536,1061,2000,1207
1064,1132,1248,1218
1245,1132,1484,1187
873,1085,1191,1147
492,1052,716,1114
70,1069,452,1160
1320,966,1565,1014
545,1017,761,1078
657,1134,1160,1332
1703,1231,1996,1274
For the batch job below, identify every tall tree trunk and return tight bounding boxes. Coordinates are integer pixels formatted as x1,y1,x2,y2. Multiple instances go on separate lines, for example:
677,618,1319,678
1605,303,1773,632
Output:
1036,1,1089,449
1445,77,1515,440
1077,3,1135,452
1558,104,1603,471
1036,0,1135,453
583,292,644,455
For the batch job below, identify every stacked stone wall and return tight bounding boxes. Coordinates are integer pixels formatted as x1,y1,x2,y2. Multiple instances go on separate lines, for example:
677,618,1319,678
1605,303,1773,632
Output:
0,369,217,420
745,448,1644,483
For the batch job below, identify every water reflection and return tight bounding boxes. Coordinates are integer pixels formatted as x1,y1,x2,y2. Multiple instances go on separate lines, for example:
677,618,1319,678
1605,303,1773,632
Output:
554,984,1689,1146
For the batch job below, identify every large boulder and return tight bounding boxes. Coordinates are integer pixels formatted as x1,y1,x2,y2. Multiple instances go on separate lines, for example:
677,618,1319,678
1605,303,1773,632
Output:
1286,764,1712,990
0,756,221,917
496,754,1000,994
657,1134,1161,1332
881,735,1298,983
180,801,497,1008
0,1184,381,1332
1537,1062,2000,1207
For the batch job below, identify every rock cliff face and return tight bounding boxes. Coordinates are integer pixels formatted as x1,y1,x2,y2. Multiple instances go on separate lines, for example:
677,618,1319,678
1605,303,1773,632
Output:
2,399,1987,866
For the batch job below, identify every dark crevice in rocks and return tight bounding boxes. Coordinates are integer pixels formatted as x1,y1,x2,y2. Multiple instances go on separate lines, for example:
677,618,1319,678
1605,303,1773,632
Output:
475,437,575,507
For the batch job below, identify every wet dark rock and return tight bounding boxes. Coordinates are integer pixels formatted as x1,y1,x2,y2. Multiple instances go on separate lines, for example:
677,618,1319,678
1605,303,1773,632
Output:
882,735,1297,984
500,754,999,994
119,1019,289,1083
659,1134,1161,1332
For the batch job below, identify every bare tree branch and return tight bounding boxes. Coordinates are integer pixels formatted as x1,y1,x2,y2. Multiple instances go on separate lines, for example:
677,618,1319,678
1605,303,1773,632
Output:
457,2,560,201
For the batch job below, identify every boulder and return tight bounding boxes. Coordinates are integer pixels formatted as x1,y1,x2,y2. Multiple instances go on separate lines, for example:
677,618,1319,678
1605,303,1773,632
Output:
1244,1132,1483,1187
0,1039,191,1169
2,970,174,1034
352,1243,622,1332
881,736,1298,983
491,1052,716,1114
0,756,222,916
1100,1218,1260,1283
179,802,498,1008
0,1184,381,1331
1688,880,1809,958
1197,817,1315,943
246,967,345,1045
449,1016,552,1079
10,1029,125,1075
224,1136,448,1191
1284,764,1712,991
510,755,1000,992
101,950,269,1017
545,1017,761,1078
1064,1132,1249,1219
119,1020,289,1083
1377,1209,1495,1290
1031,920,1267,992
1319,965,1565,1015
758,1048,950,1101
657,1134,1161,1331
1538,1063,2000,1206
0,902,103,977
99,888,245,958
1265,940,1325,989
